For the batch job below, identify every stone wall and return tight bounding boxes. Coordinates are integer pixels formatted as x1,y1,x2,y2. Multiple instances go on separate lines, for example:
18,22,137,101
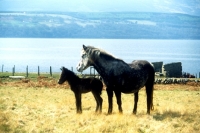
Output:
151,62,163,72
130,61,182,78
162,62,182,78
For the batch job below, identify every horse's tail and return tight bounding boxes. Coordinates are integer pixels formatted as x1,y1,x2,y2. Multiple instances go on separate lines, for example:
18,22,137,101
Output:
150,72,154,111
145,79,154,114
96,79,103,95
146,65,154,112
151,86,154,111
150,64,155,111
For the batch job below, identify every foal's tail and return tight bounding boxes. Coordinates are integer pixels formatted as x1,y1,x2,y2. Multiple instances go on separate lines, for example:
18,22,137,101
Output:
96,79,103,95
90,78,103,95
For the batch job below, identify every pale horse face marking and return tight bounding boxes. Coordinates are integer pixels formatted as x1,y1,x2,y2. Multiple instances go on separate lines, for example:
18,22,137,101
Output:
76,49,91,72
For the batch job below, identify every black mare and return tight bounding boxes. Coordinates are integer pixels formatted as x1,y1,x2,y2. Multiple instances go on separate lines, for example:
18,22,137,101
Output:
77,45,155,114
58,67,103,114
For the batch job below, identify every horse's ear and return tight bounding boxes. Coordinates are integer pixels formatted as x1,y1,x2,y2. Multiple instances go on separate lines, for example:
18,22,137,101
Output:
83,44,87,51
95,50,100,56
60,66,65,71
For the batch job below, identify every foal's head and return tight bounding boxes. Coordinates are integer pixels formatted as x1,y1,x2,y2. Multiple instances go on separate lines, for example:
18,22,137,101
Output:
58,67,69,84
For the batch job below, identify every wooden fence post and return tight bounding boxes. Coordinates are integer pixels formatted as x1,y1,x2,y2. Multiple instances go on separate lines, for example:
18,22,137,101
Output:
50,66,52,77
94,67,95,77
90,66,95,77
38,66,40,76
1,64,3,73
90,67,91,76
13,65,15,74
26,65,28,77
12,66,14,76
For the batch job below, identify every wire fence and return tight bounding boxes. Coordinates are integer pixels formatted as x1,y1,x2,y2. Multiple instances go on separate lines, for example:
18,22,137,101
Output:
1,64,98,78
1,64,199,79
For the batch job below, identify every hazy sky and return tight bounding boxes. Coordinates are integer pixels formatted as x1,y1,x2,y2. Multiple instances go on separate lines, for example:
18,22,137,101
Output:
0,0,200,15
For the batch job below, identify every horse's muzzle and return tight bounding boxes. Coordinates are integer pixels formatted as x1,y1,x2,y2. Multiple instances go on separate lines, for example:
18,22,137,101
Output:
57,80,62,84
76,65,83,72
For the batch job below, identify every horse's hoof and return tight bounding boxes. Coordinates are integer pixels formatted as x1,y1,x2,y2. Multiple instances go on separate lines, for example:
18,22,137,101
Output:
95,110,102,114
76,111,82,114
133,111,137,115
107,112,112,115
119,111,123,114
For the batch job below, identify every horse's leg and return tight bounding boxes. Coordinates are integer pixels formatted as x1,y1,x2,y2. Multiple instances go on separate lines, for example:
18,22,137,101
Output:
106,88,113,114
74,92,82,114
133,92,138,114
114,90,123,113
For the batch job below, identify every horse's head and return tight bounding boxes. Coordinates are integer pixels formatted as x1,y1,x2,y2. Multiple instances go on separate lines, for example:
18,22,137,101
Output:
76,45,100,72
58,66,67,84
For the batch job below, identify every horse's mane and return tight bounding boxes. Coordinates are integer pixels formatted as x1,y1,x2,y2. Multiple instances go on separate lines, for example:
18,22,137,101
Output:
63,67,79,79
86,46,123,61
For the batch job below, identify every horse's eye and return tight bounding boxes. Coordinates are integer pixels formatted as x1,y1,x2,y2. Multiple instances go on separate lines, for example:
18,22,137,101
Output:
82,54,86,58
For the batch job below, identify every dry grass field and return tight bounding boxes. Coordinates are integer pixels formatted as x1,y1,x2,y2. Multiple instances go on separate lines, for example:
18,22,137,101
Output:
0,77,200,133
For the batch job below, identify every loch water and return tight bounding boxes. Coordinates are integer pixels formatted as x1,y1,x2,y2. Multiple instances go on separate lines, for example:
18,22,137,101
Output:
0,38,200,75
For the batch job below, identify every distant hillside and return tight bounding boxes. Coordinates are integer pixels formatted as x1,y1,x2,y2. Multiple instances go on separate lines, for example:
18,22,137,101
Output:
1,12,200,39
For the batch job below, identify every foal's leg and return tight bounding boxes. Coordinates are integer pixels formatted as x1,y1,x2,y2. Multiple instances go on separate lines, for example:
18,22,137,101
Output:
74,92,82,114
133,92,139,114
92,91,103,113
106,88,113,114
97,93,103,113
91,91,100,112
98,95,103,113
114,90,123,113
